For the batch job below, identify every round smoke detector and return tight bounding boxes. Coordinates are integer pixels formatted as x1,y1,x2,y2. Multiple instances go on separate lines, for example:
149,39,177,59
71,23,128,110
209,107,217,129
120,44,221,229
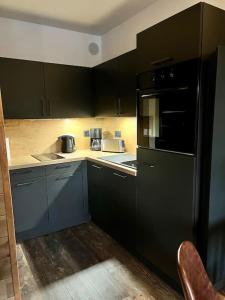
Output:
88,42,99,55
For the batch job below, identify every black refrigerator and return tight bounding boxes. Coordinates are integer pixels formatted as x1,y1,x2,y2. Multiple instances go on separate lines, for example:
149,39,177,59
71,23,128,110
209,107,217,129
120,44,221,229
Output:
136,2,225,290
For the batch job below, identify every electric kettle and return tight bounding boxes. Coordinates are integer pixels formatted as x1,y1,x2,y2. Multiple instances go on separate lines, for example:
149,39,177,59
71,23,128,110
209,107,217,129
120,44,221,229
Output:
59,135,75,153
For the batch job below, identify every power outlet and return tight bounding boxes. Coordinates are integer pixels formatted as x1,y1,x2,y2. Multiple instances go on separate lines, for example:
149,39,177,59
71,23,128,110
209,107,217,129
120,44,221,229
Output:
115,130,121,138
84,130,90,137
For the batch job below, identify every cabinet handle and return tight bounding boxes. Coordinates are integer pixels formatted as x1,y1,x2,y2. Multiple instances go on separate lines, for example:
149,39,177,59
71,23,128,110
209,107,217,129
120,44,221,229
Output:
143,162,155,168
47,99,51,116
91,164,102,169
15,182,33,188
13,170,32,175
151,57,173,66
141,93,159,98
113,172,127,179
41,99,45,116
56,175,73,181
55,165,71,169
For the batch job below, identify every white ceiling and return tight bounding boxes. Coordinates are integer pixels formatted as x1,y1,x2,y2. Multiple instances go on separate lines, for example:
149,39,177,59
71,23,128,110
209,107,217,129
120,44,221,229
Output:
0,0,156,34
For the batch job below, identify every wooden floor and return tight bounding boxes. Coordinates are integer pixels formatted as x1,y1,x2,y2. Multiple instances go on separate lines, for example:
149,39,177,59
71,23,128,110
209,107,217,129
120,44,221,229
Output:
17,223,182,300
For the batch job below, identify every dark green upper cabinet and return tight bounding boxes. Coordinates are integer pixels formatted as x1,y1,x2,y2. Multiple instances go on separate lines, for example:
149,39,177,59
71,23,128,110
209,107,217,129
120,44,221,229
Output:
116,50,136,117
136,4,202,73
44,63,93,118
0,58,93,119
93,50,136,117
0,58,45,119
93,58,118,117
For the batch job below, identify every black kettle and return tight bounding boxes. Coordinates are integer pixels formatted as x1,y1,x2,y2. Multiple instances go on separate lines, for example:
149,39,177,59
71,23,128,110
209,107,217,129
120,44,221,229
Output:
59,135,75,153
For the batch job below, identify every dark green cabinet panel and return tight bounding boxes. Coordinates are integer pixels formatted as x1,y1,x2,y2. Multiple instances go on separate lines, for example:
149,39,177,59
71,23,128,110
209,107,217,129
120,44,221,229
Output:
10,166,45,182
136,148,195,282
93,59,118,117
11,161,89,240
0,57,93,119
45,161,82,176
0,58,45,119
88,162,136,249
47,168,88,230
105,168,136,249
93,50,136,117
11,177,48,233
116,50,137,117
44,63,93,117
137,4,202,72
87,162,109,231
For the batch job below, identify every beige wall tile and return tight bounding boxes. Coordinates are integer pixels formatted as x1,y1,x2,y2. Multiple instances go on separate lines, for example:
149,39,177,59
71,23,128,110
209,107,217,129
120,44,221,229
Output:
5,117,137,157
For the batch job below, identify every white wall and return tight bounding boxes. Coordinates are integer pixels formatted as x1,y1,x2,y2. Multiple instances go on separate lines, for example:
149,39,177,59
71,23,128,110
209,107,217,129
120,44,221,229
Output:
101,0,225,62
1,0,225,66
0,17,101,67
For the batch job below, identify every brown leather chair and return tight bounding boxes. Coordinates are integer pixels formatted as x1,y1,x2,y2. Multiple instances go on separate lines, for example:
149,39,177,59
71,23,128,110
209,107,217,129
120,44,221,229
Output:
177,241,225,300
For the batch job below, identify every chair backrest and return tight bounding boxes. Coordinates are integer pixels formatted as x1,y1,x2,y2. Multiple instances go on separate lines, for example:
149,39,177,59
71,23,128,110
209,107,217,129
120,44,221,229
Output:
177,241,217,300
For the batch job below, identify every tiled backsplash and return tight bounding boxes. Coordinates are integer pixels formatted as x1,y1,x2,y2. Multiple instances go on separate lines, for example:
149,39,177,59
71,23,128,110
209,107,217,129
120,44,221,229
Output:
4,117,137,157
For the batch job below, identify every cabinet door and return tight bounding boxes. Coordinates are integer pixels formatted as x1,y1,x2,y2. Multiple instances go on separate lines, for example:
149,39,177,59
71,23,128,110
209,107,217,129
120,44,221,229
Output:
136,148,195,283
47,167,87,230
11,177,48,234
93,59,118,117
137,4,202,73
44,63,92,117
117,50,137,117
0,58,45,118
88,162,110,231
106,168,136,249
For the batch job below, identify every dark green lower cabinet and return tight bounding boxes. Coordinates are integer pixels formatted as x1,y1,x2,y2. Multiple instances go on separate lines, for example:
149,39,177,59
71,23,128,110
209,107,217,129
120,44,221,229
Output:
10,161,90,241
11,160,135,244
88,162,136,250
47,168,88,231
106,170,136,249
87,163,109,231
136,148,194,284
11,177,48,238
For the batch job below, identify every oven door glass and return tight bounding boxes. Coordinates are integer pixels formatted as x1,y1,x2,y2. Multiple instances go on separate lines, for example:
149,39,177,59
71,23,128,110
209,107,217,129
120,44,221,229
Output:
138,88,197,154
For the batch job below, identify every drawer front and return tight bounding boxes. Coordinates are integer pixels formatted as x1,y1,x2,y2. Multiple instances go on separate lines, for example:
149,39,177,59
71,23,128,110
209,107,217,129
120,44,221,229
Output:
10,166,45,182
45,161,83,176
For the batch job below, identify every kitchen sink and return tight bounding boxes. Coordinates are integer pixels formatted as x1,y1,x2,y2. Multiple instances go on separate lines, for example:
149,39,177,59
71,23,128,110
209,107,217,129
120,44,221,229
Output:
32,153,65,162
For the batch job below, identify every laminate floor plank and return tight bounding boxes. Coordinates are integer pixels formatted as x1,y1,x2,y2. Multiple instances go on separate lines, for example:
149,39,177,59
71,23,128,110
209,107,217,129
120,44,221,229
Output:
17,222,182,300
70,224,179,300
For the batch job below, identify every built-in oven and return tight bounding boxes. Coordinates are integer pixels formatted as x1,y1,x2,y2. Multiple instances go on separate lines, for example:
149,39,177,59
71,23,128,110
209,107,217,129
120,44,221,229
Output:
137,59,200,155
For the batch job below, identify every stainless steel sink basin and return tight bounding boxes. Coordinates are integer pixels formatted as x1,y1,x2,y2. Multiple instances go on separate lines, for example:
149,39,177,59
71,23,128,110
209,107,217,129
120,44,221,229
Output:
32,153,65,162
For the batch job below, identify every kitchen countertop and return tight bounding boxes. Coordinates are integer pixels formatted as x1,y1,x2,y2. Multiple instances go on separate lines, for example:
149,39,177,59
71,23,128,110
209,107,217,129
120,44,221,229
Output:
8,150,137,176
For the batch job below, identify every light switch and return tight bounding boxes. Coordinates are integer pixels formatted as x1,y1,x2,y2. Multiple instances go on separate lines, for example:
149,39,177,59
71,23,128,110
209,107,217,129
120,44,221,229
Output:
115,130,121,138
84,130,90,137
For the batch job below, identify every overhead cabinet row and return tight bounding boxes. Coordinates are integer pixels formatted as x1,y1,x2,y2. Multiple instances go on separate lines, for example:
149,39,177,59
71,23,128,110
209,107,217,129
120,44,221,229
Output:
0,58,92,118
0,50,137,119
1,4,225,119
